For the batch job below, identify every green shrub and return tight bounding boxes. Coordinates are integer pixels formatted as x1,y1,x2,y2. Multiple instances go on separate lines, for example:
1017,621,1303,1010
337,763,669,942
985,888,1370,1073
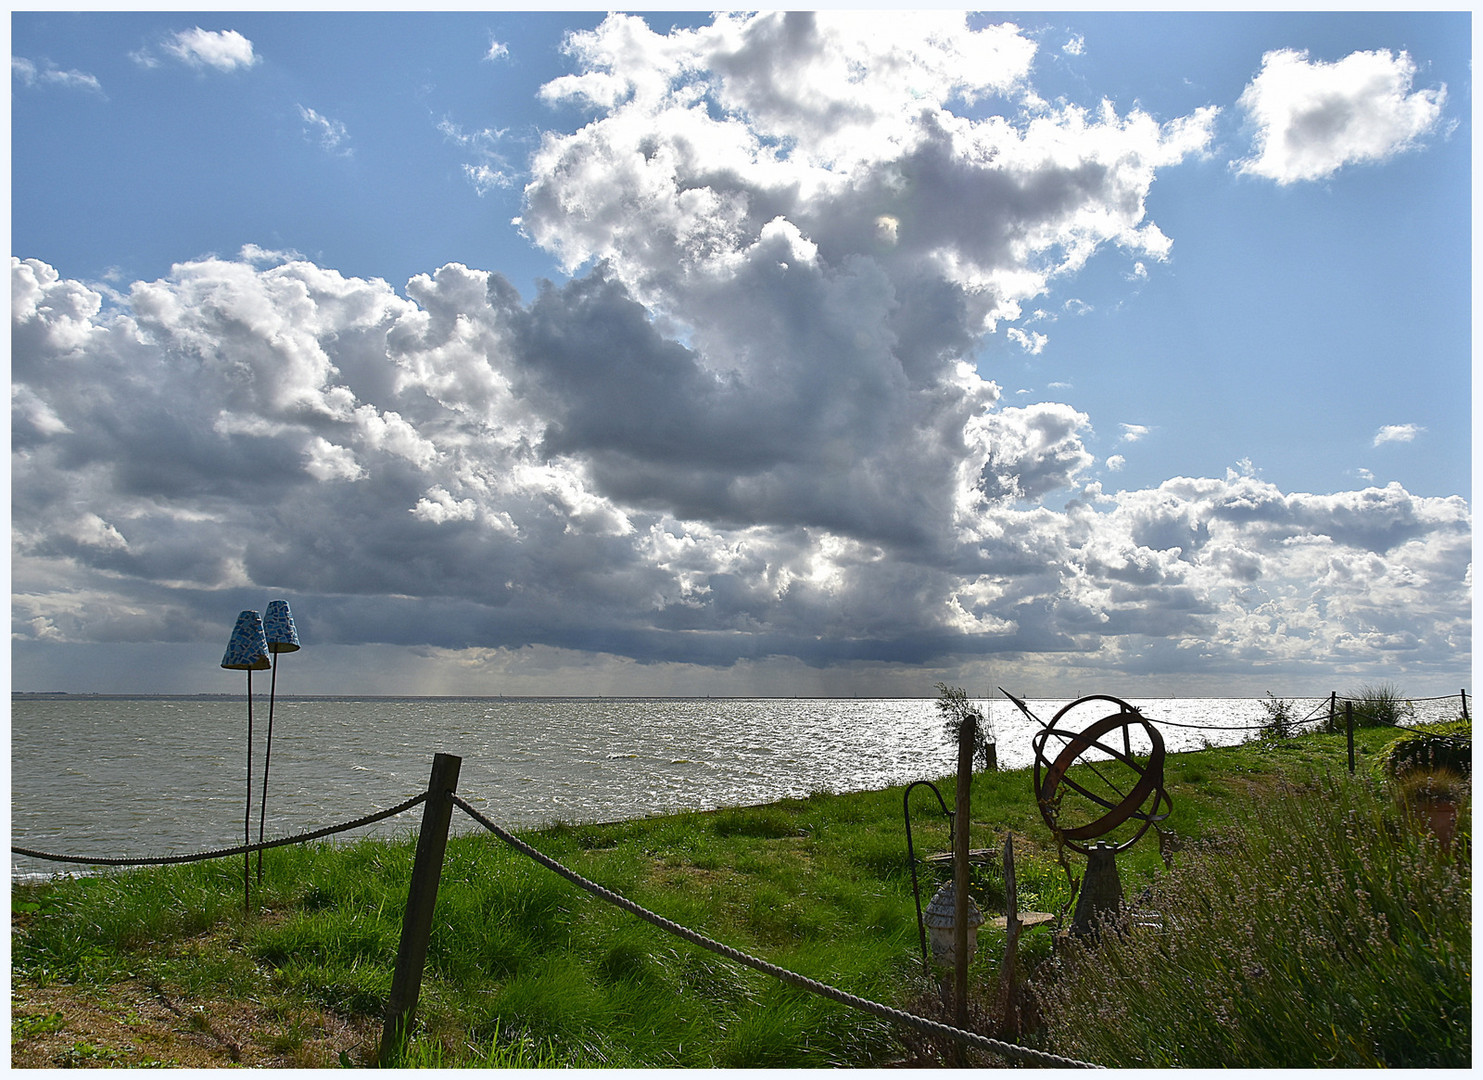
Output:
1258,692,1296,739
1035,774,1471,1067
1378,721,1471,780
935,683,996,770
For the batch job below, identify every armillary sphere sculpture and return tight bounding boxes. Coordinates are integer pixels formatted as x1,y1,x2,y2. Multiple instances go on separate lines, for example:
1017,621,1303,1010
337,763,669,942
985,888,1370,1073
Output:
1003,690,1173,934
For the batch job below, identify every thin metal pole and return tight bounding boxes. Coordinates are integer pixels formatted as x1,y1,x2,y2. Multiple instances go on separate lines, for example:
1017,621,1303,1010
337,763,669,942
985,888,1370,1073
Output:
903,780,951,977
256,653,280,885
244,669,254,914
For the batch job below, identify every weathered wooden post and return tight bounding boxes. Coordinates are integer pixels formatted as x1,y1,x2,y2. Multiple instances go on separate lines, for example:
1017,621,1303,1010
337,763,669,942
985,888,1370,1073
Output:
1329,690,1337,733
1460,689,1469,722
952,716,974,1042
995,832,1020,1036
1346,701,1355,774
378,753,462,1067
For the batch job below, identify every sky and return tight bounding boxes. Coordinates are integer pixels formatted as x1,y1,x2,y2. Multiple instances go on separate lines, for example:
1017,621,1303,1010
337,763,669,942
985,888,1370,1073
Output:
9,9,1473,698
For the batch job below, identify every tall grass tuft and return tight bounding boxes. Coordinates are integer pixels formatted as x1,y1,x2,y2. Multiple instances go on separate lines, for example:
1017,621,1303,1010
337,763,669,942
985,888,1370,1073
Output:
1346,681,1415,728
1035,773,1470,1067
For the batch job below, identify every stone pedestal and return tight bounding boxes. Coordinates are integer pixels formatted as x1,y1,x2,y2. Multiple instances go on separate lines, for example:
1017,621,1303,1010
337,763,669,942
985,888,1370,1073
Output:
1071,841,1122,937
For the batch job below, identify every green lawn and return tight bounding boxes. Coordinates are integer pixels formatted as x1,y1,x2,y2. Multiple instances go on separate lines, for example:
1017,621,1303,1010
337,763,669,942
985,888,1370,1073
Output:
12,720,1468,1067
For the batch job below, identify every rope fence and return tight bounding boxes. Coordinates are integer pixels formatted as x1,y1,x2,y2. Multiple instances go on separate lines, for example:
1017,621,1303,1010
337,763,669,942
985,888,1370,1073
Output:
1146,697,1332,732
1071,690,1469,735
11,792,427,867
449,793,1098,1069
11,770,1097,1067
12,687,1469,1068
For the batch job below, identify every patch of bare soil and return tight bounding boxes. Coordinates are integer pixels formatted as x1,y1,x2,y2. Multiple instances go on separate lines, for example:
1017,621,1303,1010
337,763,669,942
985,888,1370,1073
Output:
11,979,381,1069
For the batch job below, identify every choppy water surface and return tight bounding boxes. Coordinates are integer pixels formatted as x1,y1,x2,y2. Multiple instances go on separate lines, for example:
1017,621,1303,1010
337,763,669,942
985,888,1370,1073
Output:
10,694,1459,878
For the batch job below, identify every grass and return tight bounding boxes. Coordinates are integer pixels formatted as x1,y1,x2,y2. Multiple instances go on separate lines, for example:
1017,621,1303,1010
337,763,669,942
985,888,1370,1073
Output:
1342,680,1418,728
1035,771,1470,1067
11,719,1469,1067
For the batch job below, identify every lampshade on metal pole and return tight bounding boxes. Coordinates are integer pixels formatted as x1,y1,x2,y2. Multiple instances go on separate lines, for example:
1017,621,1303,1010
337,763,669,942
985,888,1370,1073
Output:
222,610,270,912
257,600,301,884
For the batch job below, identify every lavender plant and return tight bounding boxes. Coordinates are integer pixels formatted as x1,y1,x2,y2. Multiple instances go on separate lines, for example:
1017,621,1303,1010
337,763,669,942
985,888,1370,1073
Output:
1035,773,1470,1067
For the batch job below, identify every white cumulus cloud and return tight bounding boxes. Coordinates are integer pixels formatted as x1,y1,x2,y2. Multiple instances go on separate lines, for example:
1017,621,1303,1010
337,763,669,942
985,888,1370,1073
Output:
8,13,1470,690
1235,48,1446,184
1119,423,1150,443
163,28,259,72
1374,423,1424,446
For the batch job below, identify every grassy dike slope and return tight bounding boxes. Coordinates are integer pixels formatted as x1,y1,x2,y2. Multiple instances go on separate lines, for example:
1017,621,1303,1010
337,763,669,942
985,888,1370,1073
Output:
11,723,1468,1068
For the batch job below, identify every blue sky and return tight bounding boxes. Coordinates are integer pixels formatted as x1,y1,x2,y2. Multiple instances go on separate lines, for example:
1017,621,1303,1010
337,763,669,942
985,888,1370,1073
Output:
10,10,1472,696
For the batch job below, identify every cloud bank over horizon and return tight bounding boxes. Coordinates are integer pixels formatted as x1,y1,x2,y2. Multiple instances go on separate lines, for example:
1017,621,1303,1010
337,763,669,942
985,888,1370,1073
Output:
11,13,1470,695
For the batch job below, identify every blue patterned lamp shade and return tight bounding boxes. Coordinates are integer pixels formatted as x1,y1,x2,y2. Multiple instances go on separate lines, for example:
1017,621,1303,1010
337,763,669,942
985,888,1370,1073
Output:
221,610,271,670
264,599,301,654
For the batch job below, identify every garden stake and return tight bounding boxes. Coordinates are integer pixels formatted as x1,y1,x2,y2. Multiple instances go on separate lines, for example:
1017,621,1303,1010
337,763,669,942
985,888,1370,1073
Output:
258,600,301,885
220,610,271,913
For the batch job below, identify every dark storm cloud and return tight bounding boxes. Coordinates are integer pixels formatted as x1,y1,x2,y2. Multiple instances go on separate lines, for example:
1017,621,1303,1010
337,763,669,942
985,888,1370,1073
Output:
10,13,1470,686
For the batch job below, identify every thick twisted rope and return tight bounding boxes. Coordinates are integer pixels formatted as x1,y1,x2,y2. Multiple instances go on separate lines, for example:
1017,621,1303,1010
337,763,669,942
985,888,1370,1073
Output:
11,792,428,867
451,795,1098,1069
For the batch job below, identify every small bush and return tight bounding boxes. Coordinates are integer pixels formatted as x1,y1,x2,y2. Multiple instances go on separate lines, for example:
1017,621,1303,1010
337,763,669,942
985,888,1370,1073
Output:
1378,721,1471,780
935,683,996,771
1258,692,1296,739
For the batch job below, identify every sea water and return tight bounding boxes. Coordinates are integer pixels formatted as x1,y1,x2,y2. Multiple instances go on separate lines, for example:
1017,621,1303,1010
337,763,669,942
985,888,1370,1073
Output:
10,694,1459,879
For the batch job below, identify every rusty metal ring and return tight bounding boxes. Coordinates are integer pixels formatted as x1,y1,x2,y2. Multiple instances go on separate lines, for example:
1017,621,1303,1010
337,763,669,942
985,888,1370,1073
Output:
1032,695,1171,855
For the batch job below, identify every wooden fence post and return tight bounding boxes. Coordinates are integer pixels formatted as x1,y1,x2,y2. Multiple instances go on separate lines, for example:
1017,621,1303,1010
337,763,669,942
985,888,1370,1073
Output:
952,716,974,1050
995,831,1020,1036
1461,689,1469,723
378,753,462,1067
1345,701,1355,774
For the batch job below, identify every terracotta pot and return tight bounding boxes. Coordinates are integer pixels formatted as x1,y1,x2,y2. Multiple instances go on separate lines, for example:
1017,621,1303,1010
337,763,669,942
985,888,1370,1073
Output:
1416,797,1459,847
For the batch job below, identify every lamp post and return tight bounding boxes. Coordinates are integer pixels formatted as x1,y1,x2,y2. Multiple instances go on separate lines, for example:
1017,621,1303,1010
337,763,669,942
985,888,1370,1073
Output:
258,600,301,884
221,610,270,912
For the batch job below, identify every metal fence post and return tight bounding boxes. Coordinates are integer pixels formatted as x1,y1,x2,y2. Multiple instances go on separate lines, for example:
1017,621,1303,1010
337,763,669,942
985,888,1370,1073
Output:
378,753,462,1067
